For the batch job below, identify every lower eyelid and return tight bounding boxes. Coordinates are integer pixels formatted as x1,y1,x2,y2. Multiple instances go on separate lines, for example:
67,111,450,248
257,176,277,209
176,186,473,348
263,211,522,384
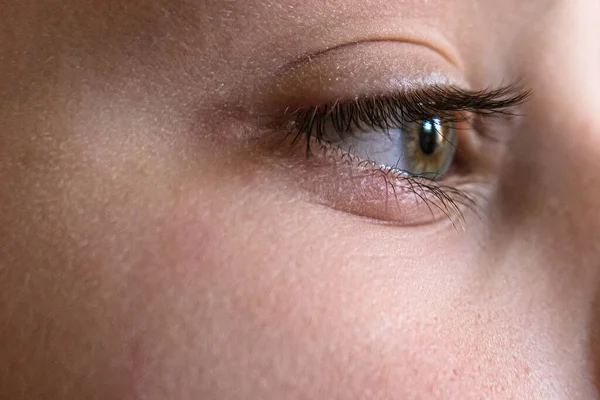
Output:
266,134,481,226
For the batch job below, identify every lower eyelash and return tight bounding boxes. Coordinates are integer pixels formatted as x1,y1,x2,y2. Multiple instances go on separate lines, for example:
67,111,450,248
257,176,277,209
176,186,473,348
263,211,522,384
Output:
375,167,474,227
311,141,479,227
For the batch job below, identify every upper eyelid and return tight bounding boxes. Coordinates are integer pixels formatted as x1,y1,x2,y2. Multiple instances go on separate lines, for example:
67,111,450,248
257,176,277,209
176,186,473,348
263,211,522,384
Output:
259,38,470,112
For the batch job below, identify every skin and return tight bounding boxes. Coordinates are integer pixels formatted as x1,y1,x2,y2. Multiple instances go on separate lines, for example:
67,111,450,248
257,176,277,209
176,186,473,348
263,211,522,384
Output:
1,0,600,398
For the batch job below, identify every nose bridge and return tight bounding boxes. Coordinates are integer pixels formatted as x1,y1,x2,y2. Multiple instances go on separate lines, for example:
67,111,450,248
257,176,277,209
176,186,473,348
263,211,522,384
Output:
494,0,600,257
478,5,600,389
478,2,600,332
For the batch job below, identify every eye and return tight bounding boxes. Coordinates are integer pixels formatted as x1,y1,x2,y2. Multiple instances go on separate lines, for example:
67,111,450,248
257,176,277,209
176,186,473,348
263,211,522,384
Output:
278,85,530,224
288,85,529,183
318,117,458,181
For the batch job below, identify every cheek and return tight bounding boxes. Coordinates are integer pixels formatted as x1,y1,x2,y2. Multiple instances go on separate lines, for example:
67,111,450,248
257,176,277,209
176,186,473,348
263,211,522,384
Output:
118,202,542,400
0,141,552,400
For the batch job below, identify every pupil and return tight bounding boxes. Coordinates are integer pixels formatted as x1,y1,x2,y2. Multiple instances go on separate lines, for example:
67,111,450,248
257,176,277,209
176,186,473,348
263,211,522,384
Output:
418,119,440,155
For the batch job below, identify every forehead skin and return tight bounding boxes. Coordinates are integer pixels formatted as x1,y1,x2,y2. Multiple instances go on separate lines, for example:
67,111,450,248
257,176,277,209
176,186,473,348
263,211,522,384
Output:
1,0,600,399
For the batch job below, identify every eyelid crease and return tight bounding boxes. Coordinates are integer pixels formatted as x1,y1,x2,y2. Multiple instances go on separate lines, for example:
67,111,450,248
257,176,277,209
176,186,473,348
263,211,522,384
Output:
277,37,463,75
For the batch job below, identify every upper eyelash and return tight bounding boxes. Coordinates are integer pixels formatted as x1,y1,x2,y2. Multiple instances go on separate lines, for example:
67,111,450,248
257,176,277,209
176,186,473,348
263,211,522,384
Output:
287,84,531,150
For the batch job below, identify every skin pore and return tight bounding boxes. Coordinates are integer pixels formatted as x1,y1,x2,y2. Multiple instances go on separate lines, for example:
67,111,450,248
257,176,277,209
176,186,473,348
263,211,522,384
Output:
1,0,600,398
